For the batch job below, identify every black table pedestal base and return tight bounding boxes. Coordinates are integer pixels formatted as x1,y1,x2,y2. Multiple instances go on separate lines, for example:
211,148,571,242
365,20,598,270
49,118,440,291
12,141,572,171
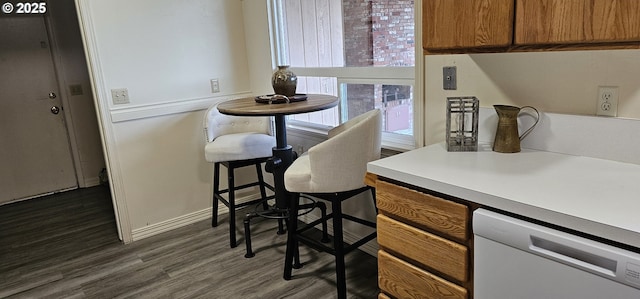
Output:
243,145,294,258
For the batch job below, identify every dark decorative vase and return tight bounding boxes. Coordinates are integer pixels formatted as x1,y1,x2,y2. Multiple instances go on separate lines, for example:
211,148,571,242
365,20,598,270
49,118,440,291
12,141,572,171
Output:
271,65,297,97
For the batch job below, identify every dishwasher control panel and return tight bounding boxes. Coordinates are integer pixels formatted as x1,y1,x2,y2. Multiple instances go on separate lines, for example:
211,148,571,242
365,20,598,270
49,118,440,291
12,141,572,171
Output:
627,262,640,286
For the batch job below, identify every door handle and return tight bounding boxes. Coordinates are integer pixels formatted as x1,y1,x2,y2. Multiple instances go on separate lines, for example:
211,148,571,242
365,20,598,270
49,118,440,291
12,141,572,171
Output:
49,92,56,99
51,106,60,115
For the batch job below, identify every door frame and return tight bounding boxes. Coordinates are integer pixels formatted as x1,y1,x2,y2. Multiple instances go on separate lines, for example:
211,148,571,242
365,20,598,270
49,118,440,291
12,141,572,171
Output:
74,0,131,243
44,12,85,189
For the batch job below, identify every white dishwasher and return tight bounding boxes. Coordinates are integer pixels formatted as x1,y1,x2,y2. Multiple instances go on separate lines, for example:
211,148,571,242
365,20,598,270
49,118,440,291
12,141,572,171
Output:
473,209,640,299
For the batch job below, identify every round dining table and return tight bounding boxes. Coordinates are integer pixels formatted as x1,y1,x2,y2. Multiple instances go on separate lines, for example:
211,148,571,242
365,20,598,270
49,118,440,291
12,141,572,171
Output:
217,93,338,257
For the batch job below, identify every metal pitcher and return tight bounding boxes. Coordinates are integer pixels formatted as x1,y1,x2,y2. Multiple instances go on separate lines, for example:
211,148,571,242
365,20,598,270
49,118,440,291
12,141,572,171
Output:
492,105,540,153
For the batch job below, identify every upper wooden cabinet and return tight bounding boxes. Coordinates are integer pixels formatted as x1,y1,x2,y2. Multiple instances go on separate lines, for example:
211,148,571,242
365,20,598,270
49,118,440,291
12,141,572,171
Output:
424,0,640,53
515,0,640,45
423,0,514,50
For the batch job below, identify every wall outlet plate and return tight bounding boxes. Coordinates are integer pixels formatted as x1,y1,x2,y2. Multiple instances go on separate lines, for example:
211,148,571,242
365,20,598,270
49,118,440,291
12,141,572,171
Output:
596,86,618,117
443,66,457,90
111,88,130,105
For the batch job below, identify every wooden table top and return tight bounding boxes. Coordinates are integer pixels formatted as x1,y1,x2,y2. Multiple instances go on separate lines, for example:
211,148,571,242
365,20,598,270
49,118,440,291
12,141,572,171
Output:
217,94,338,117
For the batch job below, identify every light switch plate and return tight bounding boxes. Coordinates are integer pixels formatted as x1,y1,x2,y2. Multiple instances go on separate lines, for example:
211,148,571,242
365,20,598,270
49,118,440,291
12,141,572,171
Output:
210,79,220,93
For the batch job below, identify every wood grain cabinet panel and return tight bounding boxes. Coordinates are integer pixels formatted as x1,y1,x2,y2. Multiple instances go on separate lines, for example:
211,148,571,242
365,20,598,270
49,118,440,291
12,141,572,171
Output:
515,0,640,45
377,214,469,282
373,177,474,296
378,250,468,299
423,0,514,50
376,180,469,241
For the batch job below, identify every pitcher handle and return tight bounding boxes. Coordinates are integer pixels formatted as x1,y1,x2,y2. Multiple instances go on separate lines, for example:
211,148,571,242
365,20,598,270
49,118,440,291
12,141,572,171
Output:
519,106,540,140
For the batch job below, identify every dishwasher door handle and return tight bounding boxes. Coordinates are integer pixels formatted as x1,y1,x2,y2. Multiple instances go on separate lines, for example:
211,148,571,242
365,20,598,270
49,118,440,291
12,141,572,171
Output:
529,235,617,277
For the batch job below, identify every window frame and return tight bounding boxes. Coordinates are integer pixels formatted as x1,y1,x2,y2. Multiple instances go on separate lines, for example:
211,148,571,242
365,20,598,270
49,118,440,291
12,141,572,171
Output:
269,0,423,151
336,77,415,149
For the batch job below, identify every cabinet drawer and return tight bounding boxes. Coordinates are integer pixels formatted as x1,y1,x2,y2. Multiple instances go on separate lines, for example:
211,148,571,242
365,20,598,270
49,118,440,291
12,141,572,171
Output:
376,180,469,241
377,214,469,282
378,250,468,299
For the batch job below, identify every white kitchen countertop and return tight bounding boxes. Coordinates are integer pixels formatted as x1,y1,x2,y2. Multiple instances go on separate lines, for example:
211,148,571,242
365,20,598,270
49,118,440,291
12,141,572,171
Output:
367,143,640,249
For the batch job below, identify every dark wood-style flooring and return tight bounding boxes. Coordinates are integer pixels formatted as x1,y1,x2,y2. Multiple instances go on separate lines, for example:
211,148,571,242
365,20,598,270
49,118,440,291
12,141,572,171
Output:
0,186,379,298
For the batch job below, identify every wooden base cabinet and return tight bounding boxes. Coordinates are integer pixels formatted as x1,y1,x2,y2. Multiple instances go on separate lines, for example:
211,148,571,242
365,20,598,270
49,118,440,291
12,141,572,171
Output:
373,178,474,299
378,293,392,299
379,251,467,299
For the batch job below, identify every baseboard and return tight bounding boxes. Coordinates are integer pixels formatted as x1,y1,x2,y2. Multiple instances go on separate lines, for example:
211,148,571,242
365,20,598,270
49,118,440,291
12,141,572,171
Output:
131,208,214,241
130,194,257,241
81,177,101,188
130,193,379,258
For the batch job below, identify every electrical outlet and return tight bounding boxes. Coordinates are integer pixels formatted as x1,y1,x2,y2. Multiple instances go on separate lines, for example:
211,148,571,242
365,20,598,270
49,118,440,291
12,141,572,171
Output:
596,86,618,117
443,66,457,90
111,88,130,105
210,79,220,93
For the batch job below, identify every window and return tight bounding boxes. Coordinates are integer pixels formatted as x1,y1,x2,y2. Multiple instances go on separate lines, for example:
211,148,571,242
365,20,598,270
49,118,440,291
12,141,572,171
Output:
271,0,417,150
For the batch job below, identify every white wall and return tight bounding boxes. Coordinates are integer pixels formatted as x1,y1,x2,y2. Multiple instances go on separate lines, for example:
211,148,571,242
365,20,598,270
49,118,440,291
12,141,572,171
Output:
76,0,274,241
424,50,640,145
89,0,251,105
111,112,210,229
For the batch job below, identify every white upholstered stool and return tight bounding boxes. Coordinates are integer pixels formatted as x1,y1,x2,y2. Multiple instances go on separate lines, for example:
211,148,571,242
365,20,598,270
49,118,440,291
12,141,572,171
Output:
282,109,382,299
204,103,276,248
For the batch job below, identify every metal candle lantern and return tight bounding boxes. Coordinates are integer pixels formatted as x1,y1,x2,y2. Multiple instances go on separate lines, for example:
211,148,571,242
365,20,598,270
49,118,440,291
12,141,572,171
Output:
446,96,479,151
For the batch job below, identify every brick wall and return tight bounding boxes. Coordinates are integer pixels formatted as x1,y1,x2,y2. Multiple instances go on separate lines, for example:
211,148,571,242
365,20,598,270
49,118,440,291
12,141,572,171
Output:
343,0,414,67
371,0,415,67
343,0,373,67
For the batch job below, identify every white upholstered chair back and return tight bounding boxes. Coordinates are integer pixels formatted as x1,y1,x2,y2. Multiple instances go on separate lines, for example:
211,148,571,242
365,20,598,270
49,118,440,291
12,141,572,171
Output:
204,103,273,143
288,109,382,193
